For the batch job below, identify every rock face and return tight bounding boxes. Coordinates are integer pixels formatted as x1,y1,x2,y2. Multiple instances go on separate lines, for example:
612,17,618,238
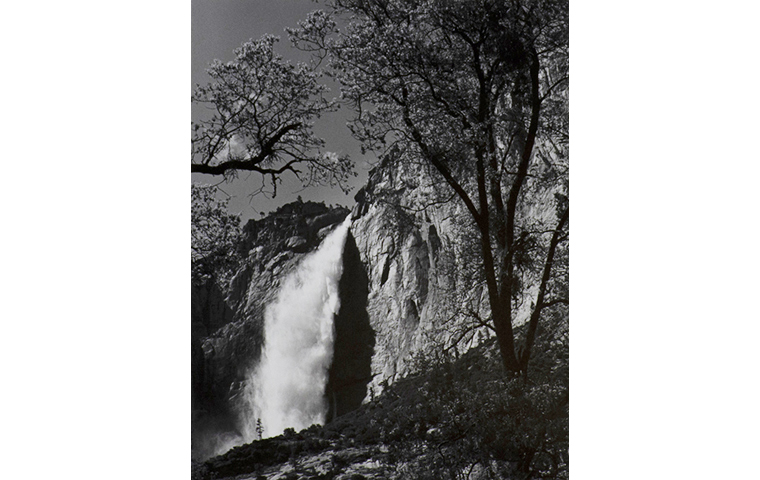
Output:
192,159,479,460
325,231,374,422
349,155,477,398
192,179,455,458
347,144,566,399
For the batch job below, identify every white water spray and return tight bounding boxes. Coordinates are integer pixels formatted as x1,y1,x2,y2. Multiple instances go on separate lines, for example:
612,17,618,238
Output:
242,217,352,439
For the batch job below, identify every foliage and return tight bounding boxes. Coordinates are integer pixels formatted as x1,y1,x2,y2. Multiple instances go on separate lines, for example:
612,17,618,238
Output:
332,332,568,479
191,184,243,284
192,35,356,197
290,0,569,373
194,317,567,479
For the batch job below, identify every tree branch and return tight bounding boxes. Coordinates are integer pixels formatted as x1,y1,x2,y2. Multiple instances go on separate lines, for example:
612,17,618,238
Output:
191,123,303,175
520,206,569,372
540,298,568,309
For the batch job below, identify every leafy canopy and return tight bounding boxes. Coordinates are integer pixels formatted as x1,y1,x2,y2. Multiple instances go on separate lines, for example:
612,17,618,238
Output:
289,0,569,373
191,184,242,284
192,35,355,197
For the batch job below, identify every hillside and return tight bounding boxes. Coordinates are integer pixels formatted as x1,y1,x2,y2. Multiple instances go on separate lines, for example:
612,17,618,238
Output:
193,330,568,480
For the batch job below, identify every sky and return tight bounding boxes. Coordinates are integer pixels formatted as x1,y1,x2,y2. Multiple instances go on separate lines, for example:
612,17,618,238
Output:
192,0,375,224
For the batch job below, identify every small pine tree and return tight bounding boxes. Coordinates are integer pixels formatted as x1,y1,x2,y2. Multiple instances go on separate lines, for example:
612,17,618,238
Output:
256,418,263,440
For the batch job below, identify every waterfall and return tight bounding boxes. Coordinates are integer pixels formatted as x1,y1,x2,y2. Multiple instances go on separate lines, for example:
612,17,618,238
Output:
242,217,352,439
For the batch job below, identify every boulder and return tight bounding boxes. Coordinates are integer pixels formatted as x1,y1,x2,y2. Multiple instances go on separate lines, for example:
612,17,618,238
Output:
284,235,308,253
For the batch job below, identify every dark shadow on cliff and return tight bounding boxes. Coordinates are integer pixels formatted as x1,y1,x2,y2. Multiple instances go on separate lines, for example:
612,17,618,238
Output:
192,279,248,461
325,230,374,423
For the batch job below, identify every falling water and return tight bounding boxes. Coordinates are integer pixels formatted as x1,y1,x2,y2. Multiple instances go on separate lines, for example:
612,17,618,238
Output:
242,217,352,439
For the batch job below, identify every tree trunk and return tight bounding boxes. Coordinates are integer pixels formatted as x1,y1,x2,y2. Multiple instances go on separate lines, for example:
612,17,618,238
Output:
493,304,521,372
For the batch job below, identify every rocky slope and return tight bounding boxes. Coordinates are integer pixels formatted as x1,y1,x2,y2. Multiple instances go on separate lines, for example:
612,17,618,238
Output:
193,336,569,480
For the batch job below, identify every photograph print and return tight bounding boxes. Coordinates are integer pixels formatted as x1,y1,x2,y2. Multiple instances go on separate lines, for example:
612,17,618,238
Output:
191,0,568,478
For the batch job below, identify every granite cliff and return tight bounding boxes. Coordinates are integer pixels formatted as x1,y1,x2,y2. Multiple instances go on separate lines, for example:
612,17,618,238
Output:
191,151,555,460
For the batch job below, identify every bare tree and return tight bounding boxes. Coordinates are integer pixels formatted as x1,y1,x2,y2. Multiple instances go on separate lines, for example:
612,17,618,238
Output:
290,0,569,374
